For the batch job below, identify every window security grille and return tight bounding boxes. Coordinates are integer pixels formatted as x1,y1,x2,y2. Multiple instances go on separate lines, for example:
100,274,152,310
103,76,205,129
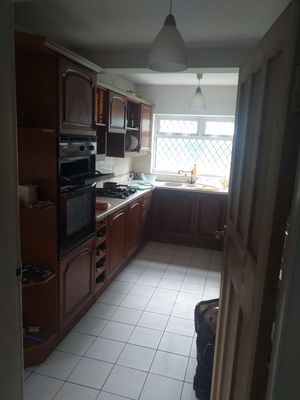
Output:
152,115,234,177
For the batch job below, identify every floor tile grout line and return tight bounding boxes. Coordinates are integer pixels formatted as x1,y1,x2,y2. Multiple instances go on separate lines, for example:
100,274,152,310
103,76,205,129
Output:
25,243,221,399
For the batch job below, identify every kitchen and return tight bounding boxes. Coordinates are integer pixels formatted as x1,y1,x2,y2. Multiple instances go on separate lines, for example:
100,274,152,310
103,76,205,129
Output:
1,0,298,400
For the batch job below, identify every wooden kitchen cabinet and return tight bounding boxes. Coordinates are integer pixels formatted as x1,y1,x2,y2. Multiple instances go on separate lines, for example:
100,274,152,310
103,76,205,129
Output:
140,104,152,151
152,190,195,242
15,31,98,135
127,199,142,258
59,237,95,330
152,189,227,250
108,91,127,133
107,207,127,277
96,87,108,156
141,192,153,242
59,57,96,136
193,193,227,250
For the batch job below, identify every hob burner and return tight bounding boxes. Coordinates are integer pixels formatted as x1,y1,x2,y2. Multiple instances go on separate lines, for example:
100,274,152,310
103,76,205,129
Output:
96,187,137,199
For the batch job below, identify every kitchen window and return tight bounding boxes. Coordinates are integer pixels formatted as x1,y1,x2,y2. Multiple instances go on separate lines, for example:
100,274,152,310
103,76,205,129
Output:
152,114,235,177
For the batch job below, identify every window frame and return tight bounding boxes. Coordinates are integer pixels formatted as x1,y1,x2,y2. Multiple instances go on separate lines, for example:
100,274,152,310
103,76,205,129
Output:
151,113,235,176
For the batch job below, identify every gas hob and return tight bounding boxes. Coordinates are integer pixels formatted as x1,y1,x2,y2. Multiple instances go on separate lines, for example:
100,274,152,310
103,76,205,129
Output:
96,187,137,199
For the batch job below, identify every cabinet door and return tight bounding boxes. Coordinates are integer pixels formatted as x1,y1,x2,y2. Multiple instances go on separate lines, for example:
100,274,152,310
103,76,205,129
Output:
152,190,194,243
141,192,153,243
140,104,152,151
193,194,227,250
127,199,142,258
60,237,95,329
107,208,127,277
108,91,127,133
59,57,96,136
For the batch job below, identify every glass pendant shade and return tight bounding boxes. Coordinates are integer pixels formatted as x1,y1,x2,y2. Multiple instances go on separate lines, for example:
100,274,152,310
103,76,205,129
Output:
189,73,206,109
148,14,188,72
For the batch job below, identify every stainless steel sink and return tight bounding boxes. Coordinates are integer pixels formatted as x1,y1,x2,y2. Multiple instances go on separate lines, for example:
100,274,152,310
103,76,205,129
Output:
162,182,183,187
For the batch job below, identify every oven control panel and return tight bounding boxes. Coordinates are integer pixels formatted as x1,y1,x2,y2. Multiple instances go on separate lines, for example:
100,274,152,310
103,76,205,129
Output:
59,136,97,157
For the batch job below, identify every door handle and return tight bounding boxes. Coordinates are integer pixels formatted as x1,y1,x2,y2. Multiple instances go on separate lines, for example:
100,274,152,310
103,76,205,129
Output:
215,230,225,240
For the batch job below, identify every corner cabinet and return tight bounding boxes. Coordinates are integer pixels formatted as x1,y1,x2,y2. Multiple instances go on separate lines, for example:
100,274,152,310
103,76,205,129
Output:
152,189,227,250
59,237,95,330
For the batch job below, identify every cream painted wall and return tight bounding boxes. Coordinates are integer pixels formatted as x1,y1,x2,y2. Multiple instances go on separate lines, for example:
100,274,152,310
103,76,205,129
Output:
137,84,237,115
132,84,238,175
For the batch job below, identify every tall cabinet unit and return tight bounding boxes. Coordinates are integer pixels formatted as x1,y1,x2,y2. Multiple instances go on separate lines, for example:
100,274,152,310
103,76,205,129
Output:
15,31,99,367
18,128,59,367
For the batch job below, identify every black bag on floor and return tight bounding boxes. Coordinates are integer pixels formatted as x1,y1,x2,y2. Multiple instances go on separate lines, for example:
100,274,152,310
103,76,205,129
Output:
193,298,219,400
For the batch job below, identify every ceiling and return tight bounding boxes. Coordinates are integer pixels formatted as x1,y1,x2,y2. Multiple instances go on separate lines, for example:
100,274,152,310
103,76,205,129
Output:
14,0,291,86
107,69,240,86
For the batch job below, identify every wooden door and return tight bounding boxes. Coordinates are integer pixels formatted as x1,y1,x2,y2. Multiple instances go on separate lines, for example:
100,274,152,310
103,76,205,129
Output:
59,56,96,136
140,104,152,151
212,3,300,400
108,91,127,133
127,199,142,258
107,208,127,277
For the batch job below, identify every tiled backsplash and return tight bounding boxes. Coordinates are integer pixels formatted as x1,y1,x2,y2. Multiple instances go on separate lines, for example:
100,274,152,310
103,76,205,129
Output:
96,156,133,187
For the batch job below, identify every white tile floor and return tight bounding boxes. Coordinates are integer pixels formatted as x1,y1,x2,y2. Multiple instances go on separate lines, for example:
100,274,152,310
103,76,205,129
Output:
24,241,222,400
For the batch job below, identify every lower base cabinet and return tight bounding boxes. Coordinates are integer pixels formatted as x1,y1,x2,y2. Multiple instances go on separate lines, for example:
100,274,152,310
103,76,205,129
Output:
107,208,127,278
59,237,95,330
152,189,227,250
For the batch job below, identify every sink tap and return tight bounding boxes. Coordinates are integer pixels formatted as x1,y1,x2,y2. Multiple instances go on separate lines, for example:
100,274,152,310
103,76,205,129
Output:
178,169,195,184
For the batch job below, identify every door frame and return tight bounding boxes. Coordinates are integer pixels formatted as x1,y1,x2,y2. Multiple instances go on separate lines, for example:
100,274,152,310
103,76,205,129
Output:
266,146,300,400
0,0,24,399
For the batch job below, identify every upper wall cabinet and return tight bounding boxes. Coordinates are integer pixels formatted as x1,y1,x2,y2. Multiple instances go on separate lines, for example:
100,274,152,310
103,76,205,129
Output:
15,32,98,136
108,91,127,133
106,89,153,157
140,104,152,151
59,57,96,136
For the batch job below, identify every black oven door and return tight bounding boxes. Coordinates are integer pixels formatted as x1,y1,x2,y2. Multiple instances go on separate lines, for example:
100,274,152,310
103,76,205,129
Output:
59,183,96,257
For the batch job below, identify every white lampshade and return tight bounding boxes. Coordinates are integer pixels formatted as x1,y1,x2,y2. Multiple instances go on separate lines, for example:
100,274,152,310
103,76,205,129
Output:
189,73,206,109
148,14,188,72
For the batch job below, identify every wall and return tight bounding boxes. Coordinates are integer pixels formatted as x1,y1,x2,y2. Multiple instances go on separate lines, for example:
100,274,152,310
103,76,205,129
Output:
132,84,238,175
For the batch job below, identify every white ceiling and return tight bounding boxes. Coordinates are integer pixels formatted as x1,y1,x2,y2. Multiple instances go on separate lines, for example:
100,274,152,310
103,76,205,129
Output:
14,0,290,50
14,0,290,86
115,70,239,86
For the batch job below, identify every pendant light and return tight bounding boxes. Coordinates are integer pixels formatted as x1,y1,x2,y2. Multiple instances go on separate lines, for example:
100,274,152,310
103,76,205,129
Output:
189,73,206,109
148,0,188,72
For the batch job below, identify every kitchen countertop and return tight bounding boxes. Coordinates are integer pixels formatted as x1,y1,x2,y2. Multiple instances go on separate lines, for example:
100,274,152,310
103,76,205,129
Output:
95,181,228,221
96,187,153,220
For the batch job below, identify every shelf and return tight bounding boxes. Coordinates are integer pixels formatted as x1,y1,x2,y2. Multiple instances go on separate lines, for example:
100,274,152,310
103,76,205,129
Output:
23,328,56,350
96,220,107,230
126,127,139,131
96,250,106,263
95,237,106,247
95,266,105,278
96,123,107,127
22,273,56,288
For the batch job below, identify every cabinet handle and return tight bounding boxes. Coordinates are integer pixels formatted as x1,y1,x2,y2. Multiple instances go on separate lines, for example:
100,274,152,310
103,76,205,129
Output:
215,230,225,240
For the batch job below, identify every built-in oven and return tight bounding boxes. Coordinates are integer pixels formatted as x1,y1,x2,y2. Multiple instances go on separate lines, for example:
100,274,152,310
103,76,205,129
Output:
58,136,98,257
58,136,112,256
59,182,96,257
59,136,97,186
